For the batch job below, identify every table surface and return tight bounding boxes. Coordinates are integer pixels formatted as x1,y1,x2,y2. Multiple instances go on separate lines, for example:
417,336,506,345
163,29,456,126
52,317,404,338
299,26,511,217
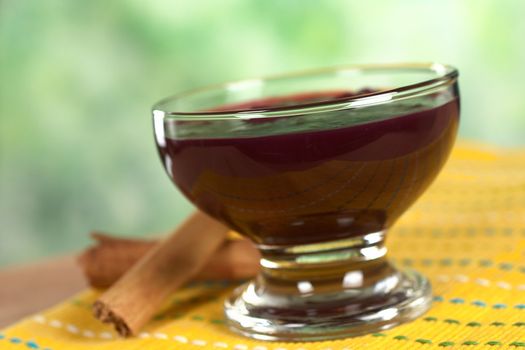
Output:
0,255,86,328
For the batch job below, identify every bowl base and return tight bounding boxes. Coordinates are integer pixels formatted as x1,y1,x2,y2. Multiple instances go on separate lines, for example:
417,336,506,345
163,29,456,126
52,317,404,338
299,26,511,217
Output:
224,268,431,342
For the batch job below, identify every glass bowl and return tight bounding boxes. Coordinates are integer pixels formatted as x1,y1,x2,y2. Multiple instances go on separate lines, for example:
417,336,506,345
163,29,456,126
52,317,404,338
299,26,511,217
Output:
152,63,460,341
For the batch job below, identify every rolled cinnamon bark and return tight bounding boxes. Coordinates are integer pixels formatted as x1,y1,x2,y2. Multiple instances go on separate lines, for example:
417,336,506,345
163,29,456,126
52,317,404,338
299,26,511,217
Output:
78,233,260,288
78,234,156,289
93,212,231,336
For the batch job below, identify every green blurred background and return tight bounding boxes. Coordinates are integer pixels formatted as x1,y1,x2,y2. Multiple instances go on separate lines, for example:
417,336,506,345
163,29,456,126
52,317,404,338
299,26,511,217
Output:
1,0,524,266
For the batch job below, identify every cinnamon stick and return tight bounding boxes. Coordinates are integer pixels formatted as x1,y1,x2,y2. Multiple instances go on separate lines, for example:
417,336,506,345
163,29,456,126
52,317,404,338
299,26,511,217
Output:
78,234,156,288
93,211,229,336
78,233,259,288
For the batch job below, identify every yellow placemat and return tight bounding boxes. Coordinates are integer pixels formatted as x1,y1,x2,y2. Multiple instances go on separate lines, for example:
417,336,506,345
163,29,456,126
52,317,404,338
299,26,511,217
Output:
2,142,525,349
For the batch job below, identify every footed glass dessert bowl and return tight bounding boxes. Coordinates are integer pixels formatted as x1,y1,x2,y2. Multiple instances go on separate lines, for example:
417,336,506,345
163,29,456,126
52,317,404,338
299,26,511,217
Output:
152,63,460,341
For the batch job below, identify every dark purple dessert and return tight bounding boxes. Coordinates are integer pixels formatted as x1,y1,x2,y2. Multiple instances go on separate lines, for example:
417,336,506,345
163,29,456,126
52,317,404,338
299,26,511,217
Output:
158,90,459,246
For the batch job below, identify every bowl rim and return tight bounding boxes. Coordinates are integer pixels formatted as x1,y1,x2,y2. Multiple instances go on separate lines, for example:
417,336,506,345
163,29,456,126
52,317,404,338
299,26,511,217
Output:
152,62,458,120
